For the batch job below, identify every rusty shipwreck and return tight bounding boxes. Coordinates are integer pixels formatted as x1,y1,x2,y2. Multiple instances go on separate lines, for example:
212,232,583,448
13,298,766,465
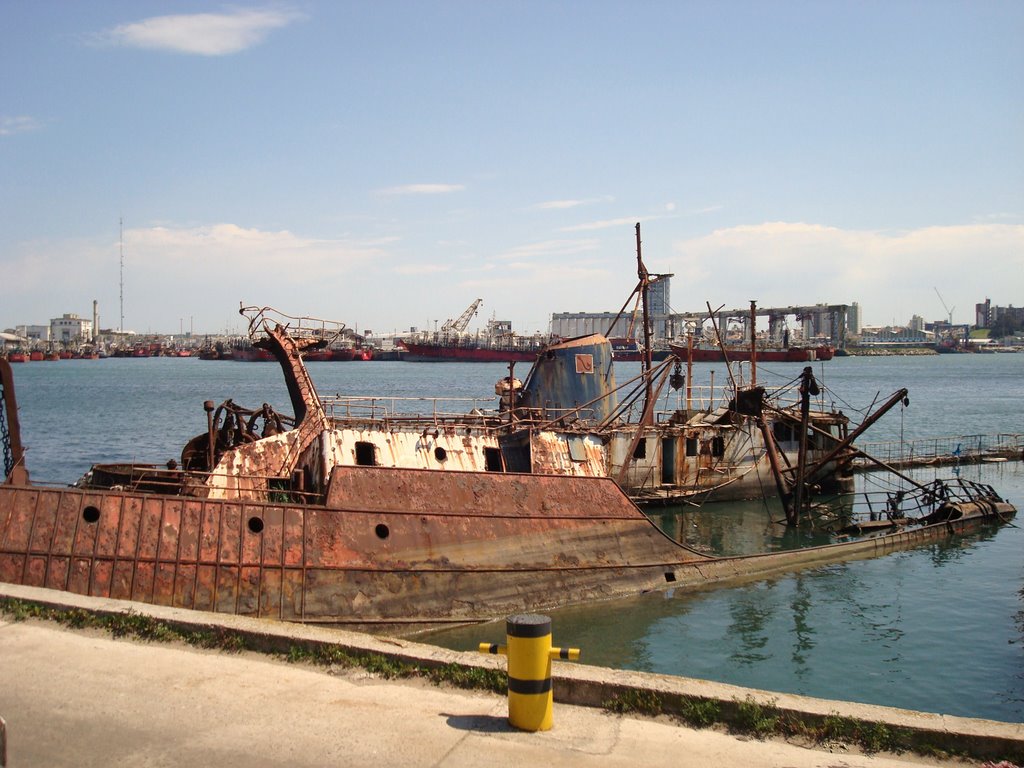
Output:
0,303,1017,631
314,226,861,507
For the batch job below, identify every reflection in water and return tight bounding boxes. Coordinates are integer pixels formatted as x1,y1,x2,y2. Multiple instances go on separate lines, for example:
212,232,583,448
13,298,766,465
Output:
727,588,774,666
789,575,814,679
422,464,1024,723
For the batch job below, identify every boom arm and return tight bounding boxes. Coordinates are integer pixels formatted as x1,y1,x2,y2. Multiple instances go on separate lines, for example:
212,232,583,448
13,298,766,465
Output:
442,299,483,334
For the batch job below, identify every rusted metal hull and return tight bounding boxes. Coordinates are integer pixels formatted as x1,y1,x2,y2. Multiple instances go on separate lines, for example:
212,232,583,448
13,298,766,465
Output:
0,468,709,626
0,466,1013,628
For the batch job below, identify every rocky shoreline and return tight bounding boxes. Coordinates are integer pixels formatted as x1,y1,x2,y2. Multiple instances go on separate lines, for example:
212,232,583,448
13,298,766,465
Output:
841,347,938,356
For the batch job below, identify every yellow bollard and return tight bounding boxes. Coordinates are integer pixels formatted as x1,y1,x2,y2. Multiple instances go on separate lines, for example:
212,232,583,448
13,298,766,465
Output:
478,614,580,731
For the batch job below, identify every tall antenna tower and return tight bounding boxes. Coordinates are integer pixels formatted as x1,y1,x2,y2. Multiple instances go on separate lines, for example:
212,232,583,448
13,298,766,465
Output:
119,217,124,333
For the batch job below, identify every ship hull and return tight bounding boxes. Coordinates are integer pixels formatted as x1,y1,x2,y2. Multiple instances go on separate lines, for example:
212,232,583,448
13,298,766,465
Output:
0,466,1012,628
401,341,543,363
668,343,835,363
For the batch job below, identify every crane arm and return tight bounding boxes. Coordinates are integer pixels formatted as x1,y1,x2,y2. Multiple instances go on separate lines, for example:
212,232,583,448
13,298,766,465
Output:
442,299,483,334
933,287,954,324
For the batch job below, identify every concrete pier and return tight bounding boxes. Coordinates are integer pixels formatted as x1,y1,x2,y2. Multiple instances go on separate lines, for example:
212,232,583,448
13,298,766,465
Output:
0,583,1020,767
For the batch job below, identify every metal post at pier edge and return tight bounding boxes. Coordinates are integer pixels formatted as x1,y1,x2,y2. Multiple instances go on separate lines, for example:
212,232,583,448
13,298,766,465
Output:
479,614,580,732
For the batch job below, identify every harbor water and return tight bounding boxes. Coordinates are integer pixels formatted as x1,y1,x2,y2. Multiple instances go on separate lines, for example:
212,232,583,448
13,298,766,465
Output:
7,352,1024,722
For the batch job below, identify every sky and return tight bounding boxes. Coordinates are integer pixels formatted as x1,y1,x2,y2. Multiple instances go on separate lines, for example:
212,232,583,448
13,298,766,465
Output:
2,1,1022,337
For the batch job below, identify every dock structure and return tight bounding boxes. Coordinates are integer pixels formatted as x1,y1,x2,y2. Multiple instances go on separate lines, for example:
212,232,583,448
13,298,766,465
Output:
552,303,853,350
666,303,852,351
854,433,1024,470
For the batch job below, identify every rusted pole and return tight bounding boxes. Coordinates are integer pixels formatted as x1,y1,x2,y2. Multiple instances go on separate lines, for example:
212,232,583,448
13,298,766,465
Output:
616,365,671,487
756,413,791,512
706,302,735,394
507,361,517,425
0,359,27,484
685,331,693,414
204,400,217,472
791,366,818,525
797,388,914,484
749,300,757,388
636,223,653,409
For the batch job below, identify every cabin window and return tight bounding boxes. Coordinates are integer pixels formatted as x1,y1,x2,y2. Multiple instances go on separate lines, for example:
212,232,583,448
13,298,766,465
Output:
484,447,504,472
685,436,698,457
712,436,725,458
566,436,588,463
633,438,647,460
773,422,795,444
268,476,293,503
355,441,377,466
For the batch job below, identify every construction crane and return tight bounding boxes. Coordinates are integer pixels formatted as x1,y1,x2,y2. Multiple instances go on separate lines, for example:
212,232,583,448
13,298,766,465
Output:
441,299,482,335
933,287,954,326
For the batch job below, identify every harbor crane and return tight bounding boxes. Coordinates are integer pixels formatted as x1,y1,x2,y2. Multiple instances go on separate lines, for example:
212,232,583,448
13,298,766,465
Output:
441,298,482,335
933,287,954,326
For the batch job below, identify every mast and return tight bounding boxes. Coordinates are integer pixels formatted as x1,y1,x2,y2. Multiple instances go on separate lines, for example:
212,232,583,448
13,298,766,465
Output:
636,223,653,406
749,300,757,387
119,217,124,334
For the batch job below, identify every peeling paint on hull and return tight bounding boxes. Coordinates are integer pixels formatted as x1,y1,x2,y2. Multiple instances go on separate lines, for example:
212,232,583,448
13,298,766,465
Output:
0,467,1013,628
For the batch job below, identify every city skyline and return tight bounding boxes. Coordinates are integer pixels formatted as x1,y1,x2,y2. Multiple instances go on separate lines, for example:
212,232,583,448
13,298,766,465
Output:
3,3,1022,335
6,291,1015,342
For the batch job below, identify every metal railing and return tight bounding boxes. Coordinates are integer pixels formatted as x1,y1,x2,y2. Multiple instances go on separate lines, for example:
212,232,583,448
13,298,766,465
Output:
321,395,506,429
854,433,1024,467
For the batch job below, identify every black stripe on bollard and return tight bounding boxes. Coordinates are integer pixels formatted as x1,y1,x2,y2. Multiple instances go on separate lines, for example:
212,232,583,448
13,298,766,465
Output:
507,614,551,638
487,644,500,654
557,648,573,660
508,677,552,695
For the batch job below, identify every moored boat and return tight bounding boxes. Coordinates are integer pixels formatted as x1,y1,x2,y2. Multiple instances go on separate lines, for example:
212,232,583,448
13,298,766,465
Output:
399,337,547,363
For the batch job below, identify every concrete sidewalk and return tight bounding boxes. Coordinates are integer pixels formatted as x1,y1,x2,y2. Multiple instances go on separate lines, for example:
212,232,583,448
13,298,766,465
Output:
0,584,1020,767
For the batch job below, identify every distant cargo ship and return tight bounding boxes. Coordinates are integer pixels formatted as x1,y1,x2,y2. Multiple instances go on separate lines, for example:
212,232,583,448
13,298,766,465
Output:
398,337,547,363
398,316,554,363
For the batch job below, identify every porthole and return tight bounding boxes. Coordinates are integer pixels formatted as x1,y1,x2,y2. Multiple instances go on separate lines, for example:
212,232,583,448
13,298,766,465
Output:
434,446,448,462
375,523,390,540
82,506,100,524
247,517,265,534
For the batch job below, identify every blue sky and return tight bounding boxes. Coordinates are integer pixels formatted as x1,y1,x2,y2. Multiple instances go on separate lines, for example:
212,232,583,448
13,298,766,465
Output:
2,1,1021,336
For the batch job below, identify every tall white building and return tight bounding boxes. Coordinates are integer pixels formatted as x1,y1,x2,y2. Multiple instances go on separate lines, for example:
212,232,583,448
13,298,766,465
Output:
50,313,93,343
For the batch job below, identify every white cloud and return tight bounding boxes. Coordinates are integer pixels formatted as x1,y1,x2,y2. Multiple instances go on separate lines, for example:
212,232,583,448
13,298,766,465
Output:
561,214,665,233
376,184,466,196
665,222,1024,325
392,263,450,276
101,8,303,56
458,261,612,291
494,238,600,261
532,196,613,210
2,223,386,333
0,115,43,136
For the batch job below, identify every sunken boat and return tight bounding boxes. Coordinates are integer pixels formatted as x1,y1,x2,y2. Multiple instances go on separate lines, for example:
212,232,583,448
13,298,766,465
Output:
0,303,1016,631
320,227,860,506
